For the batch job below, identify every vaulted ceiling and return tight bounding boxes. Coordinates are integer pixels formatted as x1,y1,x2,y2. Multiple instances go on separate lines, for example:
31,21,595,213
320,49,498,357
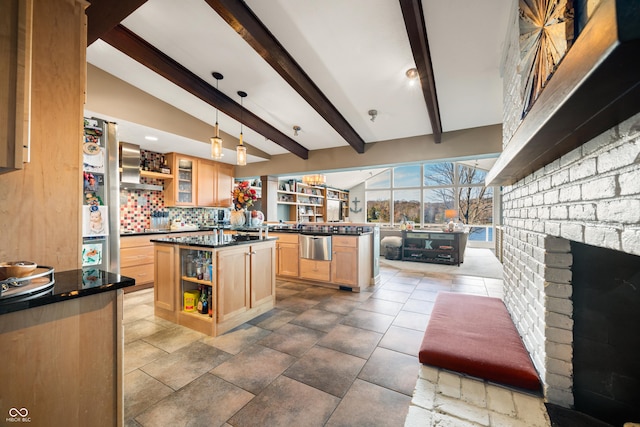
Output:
85,0,511,167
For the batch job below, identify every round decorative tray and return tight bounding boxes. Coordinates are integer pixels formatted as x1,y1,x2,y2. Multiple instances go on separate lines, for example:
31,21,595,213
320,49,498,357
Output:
0,266,55,304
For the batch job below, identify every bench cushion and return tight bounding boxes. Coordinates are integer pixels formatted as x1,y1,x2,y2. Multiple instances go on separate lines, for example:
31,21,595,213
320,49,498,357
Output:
419,292,541,391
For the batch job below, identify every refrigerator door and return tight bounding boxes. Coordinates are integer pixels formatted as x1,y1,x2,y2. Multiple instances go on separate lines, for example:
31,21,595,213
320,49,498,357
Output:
326,200,342,222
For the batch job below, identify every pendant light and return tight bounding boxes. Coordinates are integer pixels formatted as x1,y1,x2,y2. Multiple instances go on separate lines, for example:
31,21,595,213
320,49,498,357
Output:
210,72,224,160
236,90,247,166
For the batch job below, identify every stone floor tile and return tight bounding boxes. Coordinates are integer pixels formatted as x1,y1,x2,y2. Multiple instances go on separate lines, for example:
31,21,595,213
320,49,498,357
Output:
410,289,439,302
124,318,169,343
259,323,325,357
124,339,168,374
290,308,344,332
135,374,254,427
274,287,301,300
141,324,205,353
393,310,430,331
313,296,361,315
283,346,366,398
341,308,395,333
274,295,321,313
124,369,173,421
246,308,297,330
372,288,411,303
228,376,339,427
357,297,404,316
211,343,296,394
382,281,418,293
201,323,271,355
141,341,232,390
123,302,155,324
402,298,434,314
378,325,425,356
358,347,419,396
452,275,487,286
318,324,382,359
326,379,411,426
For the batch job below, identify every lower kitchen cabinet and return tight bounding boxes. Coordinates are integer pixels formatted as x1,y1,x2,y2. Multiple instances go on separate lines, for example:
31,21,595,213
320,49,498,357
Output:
299,258,331,282
217,245,250,323
121,234,168,293
154,243,176,319
250,243,276,307
273,233,299,277
331,235,371,289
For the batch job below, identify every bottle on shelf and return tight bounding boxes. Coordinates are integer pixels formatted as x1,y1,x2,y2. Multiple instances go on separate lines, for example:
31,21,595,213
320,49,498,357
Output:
200,286,208,315
196,285,204,313
207,288,212,317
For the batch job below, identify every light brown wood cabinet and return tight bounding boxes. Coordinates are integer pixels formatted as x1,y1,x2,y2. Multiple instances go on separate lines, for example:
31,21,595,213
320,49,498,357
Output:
154,243,176,318
120,234,168,292
331,235,372,289
272,232,299,277
165,153,234,207
217,241,275,334
299,258,331,282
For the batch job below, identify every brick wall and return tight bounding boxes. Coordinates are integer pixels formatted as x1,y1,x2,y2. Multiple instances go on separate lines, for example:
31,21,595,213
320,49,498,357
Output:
500,7,640,408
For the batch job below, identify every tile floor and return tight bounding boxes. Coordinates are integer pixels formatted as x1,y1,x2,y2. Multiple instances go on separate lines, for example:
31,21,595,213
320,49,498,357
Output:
122,261,545,426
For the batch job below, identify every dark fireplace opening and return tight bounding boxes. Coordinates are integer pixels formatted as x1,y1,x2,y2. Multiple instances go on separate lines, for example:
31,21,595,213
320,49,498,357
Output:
571,241,640,426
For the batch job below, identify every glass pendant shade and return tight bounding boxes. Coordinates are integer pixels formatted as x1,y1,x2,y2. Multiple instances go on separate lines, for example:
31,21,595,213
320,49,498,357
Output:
211,123,223,160
236,133,247,166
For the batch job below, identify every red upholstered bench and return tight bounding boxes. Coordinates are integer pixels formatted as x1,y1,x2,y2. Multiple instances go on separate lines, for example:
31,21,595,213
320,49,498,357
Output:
419,292,541,391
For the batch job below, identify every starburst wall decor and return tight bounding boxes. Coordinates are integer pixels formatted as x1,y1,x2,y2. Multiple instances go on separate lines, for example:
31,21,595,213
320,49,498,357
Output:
519,0,574,118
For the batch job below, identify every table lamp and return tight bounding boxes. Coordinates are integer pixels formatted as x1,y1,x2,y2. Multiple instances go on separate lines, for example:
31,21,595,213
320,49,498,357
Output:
445,209,458,232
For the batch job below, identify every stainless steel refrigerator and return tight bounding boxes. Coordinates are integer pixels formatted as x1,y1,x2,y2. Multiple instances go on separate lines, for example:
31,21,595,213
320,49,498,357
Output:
326,199,343,222
81,117,120,286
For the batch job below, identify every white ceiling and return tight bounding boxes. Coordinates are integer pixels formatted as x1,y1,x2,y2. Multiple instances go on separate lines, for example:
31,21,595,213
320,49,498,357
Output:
85,0,511,185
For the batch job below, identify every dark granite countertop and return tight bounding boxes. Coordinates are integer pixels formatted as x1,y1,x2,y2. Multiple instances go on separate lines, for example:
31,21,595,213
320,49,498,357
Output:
151,235,277,249
0,269,134,315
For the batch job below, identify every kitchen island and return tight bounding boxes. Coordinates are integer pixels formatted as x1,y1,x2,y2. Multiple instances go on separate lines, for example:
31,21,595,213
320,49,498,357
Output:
268,223,380,292
151,235,276,336
0,270,134,426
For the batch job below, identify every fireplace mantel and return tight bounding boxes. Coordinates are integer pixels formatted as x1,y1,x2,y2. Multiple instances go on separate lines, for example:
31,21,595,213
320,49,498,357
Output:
486,0,640,186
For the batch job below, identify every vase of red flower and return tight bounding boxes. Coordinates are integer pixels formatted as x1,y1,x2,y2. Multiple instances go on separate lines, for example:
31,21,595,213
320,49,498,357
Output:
230,181,258,226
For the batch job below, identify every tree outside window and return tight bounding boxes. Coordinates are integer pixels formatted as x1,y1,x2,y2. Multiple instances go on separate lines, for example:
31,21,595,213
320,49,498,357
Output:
366,190,390,223
393,189,420,223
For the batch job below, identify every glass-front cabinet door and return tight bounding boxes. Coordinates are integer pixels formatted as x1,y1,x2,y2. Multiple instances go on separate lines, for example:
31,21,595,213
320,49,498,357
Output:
165,153,196,206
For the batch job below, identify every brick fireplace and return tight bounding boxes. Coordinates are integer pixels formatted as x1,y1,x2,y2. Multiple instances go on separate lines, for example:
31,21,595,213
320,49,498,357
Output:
491,0,640,424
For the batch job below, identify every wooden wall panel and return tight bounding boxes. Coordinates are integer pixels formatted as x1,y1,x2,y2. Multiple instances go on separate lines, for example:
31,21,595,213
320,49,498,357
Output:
0,0,87,270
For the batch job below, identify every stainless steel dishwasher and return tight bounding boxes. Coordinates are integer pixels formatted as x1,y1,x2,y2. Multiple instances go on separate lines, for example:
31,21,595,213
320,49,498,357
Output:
299,234,332,260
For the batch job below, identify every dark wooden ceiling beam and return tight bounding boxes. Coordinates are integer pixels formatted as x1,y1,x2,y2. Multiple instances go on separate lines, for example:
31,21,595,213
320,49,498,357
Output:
399,0,443,144
101,25,309,159
86,0,148,46
205,0,366,154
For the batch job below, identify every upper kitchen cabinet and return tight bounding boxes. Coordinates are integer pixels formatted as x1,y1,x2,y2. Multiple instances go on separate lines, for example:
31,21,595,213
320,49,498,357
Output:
165,153,234,207
165,153,197,206
215,162,234,207
1,0,32,174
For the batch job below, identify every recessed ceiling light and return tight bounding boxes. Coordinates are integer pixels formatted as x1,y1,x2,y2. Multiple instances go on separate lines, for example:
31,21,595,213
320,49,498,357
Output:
144,136,158,141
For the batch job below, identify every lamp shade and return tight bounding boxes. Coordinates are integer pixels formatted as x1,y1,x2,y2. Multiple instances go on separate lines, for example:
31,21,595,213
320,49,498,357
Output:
444,209,458,219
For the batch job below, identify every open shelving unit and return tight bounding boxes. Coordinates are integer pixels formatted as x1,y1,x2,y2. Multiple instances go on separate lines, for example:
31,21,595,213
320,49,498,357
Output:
178,248,215,335
276,181,325,223
401,230,468,266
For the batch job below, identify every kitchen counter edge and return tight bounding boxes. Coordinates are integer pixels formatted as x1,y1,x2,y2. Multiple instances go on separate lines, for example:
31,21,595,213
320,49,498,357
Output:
0,269,135,315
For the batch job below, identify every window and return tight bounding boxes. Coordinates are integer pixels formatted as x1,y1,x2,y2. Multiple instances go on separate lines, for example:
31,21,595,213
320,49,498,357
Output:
365,170,390,189
366,190,390,223
364,161,495,242
393,189,420,223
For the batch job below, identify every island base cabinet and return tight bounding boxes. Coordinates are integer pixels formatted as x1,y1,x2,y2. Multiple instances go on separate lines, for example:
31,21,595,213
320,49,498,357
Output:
274,233,299,277
251,243,276,307
217,245,250,323
154,244,177,322
216,241,276,335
